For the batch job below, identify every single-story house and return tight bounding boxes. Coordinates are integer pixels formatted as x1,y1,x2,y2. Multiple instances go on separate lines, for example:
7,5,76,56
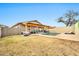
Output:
11,20,55,34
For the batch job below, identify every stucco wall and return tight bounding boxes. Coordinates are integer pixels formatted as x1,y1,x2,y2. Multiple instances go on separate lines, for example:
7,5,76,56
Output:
0,25,25,37
8,25,25,35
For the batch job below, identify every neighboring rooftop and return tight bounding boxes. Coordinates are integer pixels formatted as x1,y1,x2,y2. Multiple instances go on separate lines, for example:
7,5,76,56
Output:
0,24,8,28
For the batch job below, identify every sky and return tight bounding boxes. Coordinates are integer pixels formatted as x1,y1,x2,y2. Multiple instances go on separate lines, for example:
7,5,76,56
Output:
0,3,79,27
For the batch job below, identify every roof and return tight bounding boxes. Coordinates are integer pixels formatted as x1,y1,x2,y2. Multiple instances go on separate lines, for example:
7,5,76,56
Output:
42,25,56,29
11,20,55,29
23,20,42,25
11,20,42,27
11,23,25,28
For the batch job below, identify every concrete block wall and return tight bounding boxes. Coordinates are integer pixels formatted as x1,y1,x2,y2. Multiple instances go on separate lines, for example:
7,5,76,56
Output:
1,27,10,37
0,25,25,37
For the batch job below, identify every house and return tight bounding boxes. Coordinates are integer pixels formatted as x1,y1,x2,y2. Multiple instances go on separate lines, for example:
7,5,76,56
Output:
11,20,55,34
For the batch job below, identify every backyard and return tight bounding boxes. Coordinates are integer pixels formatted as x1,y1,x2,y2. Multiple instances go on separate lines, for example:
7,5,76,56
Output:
0,35,79,56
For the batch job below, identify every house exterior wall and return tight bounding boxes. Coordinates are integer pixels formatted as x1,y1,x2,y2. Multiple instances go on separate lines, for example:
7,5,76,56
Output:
1,27,9,37
26,23,50,32
0,25,26,37
9,25,25,35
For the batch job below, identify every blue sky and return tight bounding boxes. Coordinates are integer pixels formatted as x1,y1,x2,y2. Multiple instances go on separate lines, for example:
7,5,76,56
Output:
0,3,79,27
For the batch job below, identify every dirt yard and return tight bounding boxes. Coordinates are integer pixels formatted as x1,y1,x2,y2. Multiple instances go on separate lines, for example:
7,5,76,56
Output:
0,35,79,56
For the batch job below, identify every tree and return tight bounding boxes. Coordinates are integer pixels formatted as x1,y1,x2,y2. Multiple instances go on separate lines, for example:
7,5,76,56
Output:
57,17,68,26
57,10,79,27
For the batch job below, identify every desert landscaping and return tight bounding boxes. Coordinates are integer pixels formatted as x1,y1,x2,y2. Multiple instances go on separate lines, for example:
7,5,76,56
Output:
0,4,79,56
0,13,79,56
0,34,79,56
